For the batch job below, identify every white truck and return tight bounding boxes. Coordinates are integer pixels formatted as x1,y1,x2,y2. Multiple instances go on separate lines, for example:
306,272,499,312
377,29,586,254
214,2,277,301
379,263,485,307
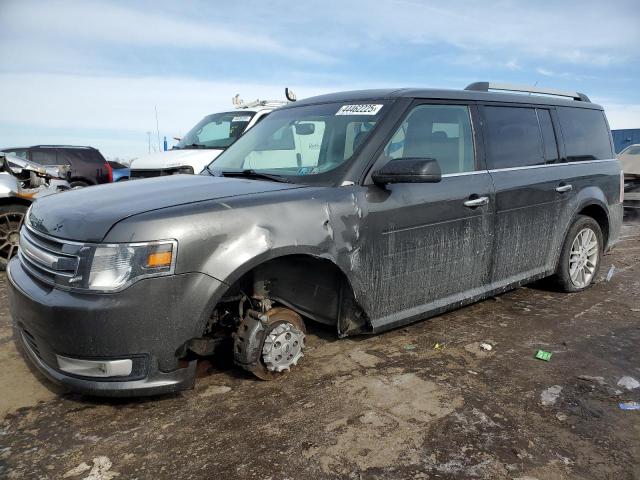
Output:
129,93,293,179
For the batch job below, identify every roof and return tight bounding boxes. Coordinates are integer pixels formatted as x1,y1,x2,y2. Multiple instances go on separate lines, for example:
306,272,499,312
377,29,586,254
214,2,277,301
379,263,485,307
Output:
286,87,603,110
1,145,97,150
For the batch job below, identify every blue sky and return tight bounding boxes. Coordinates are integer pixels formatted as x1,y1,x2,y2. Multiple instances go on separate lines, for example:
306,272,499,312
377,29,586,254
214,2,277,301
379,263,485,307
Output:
0,0,638,159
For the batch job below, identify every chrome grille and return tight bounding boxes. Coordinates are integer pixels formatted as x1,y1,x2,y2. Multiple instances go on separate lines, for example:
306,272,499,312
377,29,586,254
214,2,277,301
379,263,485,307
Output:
18,226,81,286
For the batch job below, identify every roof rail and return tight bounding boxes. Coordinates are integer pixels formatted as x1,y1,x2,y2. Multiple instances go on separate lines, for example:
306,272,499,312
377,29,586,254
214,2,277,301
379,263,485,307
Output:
235,99,288,109
31,145,94,149
465,81,591,102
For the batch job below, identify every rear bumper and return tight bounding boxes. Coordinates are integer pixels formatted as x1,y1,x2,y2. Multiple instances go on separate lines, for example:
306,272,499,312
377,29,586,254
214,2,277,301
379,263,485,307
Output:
7,257,223,397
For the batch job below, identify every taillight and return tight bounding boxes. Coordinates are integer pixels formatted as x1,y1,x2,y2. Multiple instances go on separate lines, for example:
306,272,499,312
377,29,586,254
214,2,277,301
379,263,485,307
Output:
620,170,624,203
105,162,113,183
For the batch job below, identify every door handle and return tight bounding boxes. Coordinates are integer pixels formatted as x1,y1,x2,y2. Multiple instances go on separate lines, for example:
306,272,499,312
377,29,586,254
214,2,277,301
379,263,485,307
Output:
464,196,489,208
556,184,573,193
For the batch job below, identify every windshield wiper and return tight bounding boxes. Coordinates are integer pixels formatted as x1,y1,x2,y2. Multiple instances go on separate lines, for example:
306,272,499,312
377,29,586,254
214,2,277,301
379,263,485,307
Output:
221,169,290,183
181,143,207,149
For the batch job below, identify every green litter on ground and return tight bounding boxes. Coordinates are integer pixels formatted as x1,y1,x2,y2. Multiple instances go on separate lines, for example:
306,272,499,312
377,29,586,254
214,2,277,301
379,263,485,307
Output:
535,350,552,361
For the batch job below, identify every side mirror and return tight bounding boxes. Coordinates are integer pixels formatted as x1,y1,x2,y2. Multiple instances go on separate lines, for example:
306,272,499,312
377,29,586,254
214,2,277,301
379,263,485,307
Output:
372,158,442,185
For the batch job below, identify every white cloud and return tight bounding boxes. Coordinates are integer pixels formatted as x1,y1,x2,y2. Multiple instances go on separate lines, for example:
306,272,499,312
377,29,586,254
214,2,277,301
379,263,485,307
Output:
0,0,335,65
595,101,640,130
0,72,346,157
253,0,638,66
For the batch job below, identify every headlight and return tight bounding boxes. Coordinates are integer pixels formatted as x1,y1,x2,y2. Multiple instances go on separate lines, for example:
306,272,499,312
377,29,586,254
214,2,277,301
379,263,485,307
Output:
21,215,177,293
85,241,176,292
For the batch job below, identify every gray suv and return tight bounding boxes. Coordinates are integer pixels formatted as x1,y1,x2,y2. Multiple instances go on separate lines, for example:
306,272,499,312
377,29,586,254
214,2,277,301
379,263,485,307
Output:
8,82,623,396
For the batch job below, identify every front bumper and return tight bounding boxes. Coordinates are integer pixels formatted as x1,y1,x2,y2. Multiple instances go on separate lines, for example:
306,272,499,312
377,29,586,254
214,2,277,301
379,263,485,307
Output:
8,257,223,397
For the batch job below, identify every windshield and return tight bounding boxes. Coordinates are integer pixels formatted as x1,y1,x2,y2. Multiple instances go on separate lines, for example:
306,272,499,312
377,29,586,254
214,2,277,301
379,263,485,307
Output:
175,111,255,149
205,101,388,183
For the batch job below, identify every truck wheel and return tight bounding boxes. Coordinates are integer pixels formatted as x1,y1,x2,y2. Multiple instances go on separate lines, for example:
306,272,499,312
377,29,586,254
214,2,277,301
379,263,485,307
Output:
554,215,603,292
0,204,28,271
235,307,306,381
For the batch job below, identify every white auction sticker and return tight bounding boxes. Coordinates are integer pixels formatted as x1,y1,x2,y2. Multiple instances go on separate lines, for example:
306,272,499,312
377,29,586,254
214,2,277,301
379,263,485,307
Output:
232,116,251,122
336,104,383,116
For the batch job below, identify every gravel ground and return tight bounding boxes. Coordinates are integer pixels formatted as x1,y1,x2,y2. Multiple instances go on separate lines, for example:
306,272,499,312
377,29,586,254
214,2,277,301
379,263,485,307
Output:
1,222,639,480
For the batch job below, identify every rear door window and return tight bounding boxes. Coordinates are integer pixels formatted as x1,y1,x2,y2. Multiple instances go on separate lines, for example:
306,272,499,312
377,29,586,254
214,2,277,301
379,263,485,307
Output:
557,107,613,161
483,106,544,169
30,149,59,166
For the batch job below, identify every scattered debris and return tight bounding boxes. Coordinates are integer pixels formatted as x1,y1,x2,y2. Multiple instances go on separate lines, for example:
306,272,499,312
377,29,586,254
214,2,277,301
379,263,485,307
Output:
63,462,91,478
535,350,552,361
541,385,563,406
82,456,118,480
569,399,603,419
617,376,640,391
200,385,232,397
619,401,640,411
433,342,445,350
555,412,568,421
479,343,493,351
577,375,606,386
403,344,417,351
63,457,118,480
467,370,479,375
606,265,615,282
631,308,640,312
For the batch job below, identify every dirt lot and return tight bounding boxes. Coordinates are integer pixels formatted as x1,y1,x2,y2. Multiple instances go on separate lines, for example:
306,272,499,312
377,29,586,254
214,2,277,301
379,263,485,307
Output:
1,222,639,480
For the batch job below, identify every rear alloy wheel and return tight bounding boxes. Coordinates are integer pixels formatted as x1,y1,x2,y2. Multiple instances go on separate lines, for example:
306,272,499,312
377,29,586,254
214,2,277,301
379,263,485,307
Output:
0,204,27,271
569,228,599,288
555,215,603,292
238,307,307,381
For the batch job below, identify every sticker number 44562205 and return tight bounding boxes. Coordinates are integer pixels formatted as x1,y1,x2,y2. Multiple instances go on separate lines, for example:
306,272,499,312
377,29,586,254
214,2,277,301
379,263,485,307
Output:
336,104,383,116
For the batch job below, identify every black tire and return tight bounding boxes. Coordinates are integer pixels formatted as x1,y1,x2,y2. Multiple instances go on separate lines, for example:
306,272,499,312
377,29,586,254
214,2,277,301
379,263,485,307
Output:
0,204,28,271
70,181,90,188
554,215,603,293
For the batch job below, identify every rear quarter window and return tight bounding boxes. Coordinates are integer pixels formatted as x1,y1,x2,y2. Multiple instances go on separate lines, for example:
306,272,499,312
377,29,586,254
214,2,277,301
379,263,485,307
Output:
557,107,613,161
62,149,105,165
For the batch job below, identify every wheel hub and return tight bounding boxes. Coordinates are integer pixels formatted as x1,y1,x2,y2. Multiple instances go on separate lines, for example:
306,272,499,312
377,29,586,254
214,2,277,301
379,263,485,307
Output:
8,231,19,245
262,323,305,372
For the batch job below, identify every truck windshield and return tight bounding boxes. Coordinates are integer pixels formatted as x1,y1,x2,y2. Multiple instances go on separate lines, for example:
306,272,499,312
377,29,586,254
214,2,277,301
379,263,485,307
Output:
175,111,255,150
206,101,387,183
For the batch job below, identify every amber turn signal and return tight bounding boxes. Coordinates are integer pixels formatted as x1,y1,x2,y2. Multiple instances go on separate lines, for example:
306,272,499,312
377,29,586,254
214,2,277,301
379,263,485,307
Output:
146,251,172,268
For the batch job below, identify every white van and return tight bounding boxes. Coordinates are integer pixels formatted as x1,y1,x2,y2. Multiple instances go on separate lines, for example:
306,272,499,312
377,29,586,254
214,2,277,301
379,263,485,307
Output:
129,97,290,178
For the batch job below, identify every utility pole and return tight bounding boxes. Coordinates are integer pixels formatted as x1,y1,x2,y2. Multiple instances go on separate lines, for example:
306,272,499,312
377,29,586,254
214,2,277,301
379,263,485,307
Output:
155,106,161,152
146,131,151,153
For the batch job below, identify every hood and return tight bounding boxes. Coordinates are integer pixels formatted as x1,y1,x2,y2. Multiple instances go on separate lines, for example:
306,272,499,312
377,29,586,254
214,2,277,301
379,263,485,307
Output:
28,174,304,242
130,149,223,173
